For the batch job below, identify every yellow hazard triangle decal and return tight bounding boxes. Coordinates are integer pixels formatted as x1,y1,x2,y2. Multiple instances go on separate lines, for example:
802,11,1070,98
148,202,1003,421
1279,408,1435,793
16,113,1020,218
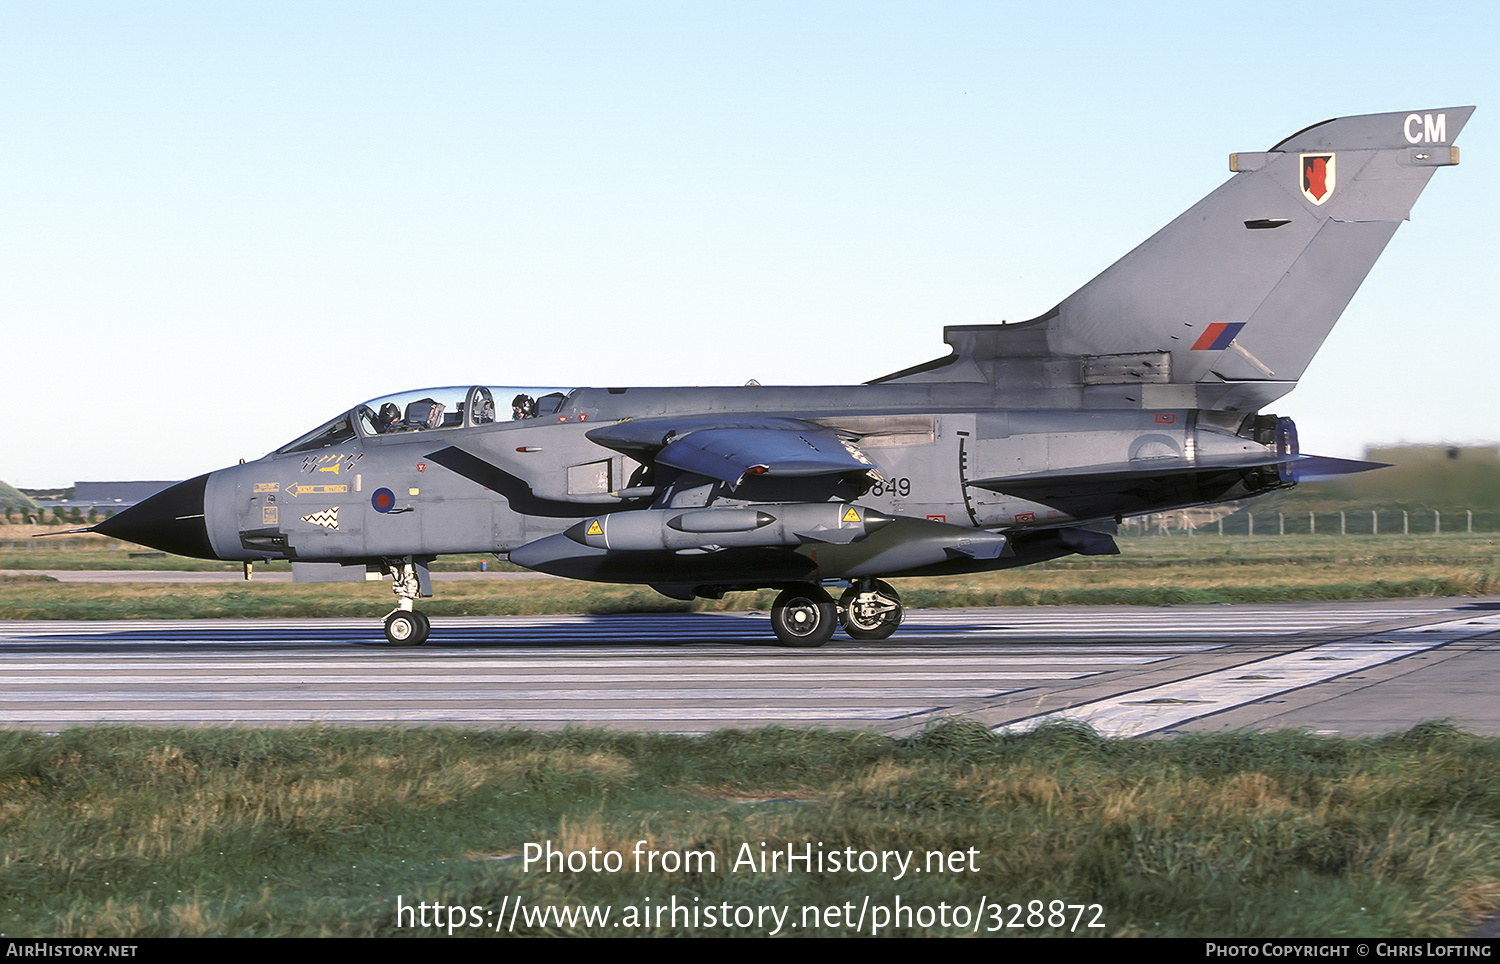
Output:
841,506,860,523
586,520,603,536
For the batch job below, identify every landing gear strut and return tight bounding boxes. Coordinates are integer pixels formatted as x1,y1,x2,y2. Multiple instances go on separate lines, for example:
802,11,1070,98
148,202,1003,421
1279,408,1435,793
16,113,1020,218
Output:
381,556,432,645
770,585,837,647
838,578,903,640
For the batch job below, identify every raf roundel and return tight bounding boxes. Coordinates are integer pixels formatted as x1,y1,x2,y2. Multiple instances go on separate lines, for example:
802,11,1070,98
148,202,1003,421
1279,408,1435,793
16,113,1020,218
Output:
371,488,396,514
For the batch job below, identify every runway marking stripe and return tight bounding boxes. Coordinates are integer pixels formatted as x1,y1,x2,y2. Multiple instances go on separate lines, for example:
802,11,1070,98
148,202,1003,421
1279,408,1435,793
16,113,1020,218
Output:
0,653,1218,668
0,604,1481,732
0,608,1437,642
0,708,939,723
0,652,1203,669
2,661,1153,678
1005,613,1500,738
0,687,1020,703
2,674,1101,688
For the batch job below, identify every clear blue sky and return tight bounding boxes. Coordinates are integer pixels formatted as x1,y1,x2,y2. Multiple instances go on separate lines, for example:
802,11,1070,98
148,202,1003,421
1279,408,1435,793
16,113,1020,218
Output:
3,1,1495,486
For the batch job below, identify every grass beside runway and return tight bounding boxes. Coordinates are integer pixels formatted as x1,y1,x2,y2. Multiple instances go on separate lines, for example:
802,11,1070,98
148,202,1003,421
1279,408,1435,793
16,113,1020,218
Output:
2,720,1497,937
0,533,1496,619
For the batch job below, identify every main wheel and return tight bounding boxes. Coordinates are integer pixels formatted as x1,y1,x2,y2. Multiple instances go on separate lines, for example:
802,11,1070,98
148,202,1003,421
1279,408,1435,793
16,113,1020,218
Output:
770,585,837,647
839,580,903,640
384,610,429,646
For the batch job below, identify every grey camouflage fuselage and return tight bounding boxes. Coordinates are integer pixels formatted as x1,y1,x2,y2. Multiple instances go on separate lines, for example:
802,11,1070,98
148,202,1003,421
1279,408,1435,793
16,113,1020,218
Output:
96,107,1473,645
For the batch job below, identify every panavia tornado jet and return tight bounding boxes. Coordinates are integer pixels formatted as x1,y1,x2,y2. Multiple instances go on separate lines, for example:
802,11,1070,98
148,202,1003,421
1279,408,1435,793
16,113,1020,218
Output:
93,107,1472,646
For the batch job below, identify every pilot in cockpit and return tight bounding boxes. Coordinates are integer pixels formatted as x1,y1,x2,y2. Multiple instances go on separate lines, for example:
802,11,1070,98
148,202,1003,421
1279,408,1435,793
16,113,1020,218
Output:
375,403,401,434
511,394,538,420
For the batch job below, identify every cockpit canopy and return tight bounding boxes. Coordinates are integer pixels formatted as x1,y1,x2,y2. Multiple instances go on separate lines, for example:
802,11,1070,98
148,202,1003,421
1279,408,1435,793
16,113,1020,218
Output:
275,385,576,455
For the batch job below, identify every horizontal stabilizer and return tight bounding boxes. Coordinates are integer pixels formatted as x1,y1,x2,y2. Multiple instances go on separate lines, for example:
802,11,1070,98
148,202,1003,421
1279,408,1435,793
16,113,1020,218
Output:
968,454,1284,496
1287,455,1389,481
971,452,1382,496
969,452,1380,517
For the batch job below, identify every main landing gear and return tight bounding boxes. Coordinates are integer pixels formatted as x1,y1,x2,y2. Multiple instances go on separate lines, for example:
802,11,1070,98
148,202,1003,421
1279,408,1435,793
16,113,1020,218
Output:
769,579,905,647
770,586,838,647
839,578,903,640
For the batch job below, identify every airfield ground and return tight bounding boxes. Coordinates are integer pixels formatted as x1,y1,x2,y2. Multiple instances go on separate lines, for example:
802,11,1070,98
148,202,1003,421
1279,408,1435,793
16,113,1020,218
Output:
4,526,1500,937
4,721,1500,937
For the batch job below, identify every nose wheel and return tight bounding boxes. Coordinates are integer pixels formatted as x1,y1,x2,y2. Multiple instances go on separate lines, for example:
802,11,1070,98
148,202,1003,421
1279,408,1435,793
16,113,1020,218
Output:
384,609,430,646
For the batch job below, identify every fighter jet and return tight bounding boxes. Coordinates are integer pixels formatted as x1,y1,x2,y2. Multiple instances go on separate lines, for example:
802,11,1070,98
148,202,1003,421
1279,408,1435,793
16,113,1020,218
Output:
92,107,1472,646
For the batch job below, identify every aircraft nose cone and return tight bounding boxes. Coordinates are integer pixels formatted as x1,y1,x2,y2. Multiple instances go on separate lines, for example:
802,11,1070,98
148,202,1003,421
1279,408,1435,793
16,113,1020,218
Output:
93,474,219,559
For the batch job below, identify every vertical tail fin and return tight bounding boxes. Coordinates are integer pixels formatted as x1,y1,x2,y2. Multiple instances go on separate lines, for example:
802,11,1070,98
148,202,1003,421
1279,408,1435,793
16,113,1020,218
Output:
878,107,1472,411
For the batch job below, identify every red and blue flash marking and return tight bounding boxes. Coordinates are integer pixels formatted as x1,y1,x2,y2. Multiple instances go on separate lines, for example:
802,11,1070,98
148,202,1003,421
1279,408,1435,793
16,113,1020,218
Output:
1191,322,1246,351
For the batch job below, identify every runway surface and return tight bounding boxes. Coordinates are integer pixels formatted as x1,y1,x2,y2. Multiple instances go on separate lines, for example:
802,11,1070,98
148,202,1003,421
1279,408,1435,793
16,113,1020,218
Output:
3,597,1499,737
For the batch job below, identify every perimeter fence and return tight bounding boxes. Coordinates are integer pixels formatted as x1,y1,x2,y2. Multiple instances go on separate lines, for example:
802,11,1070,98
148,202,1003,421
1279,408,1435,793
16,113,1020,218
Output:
1121,507,1500,537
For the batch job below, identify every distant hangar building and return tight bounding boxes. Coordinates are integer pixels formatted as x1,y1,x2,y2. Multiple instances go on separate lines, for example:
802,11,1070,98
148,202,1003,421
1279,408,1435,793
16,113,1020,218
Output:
39,481,178,517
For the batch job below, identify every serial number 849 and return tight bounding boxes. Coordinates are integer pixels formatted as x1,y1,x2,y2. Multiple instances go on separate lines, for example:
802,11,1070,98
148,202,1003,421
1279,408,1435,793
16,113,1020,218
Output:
868,477,911,498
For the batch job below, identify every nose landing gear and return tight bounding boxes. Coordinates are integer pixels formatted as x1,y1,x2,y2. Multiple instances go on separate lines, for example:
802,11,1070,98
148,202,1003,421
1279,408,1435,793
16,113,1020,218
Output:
380,556,433,645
